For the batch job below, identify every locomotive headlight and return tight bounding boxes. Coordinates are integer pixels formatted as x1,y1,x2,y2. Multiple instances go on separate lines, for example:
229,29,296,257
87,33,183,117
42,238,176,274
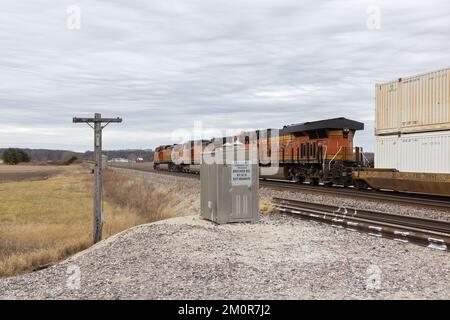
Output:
343,127,349,138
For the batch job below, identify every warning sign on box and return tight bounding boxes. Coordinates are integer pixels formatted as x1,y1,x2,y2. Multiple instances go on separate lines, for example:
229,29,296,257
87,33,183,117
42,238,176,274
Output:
231,160,252,186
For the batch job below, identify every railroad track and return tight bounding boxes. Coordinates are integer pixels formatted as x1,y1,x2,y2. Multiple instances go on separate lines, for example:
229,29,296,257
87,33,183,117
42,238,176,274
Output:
261,180,450,211
273,197,450,251
108,164,450,211
108,164,200,179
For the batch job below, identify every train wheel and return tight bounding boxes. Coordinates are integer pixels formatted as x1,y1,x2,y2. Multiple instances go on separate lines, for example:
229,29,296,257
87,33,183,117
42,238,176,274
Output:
291,174,302,183
310,178,319,186
354,180,368,190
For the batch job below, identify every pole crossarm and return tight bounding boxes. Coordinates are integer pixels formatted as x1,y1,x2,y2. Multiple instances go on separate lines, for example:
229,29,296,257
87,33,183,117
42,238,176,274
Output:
73,117,122,123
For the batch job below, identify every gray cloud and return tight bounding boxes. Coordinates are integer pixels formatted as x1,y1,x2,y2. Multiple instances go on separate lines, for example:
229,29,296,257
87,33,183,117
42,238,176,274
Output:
1,0,449,151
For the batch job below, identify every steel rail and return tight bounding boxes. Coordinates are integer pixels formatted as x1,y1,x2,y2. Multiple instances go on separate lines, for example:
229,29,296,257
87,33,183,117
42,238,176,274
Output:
273,197,450,233
263,180,450,211
273,197,450,251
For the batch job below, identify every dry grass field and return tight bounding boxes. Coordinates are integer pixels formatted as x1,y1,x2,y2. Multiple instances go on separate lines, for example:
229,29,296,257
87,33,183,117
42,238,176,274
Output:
0,164,181,277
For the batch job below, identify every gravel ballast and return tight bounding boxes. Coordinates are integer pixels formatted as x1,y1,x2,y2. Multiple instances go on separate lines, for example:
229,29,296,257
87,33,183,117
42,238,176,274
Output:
1,169,449,299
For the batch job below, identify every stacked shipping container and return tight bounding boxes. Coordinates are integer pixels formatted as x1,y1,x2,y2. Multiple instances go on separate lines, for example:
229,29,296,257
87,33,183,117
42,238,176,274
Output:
375,131,450,173
374,68,450,174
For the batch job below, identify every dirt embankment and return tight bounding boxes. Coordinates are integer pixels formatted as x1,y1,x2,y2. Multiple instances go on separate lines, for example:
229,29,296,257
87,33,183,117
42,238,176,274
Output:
0,165,63,183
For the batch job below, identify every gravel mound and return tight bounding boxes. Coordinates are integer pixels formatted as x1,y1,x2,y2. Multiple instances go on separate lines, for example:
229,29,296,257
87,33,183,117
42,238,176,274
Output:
1,214,449,299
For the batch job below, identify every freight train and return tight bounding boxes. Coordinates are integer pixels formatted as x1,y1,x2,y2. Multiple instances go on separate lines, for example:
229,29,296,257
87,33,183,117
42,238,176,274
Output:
153,117,450,196
154,117,369,187
152,68,450,197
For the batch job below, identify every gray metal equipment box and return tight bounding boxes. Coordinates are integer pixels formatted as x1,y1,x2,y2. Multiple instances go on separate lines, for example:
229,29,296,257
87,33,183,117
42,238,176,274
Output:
200,144,259,224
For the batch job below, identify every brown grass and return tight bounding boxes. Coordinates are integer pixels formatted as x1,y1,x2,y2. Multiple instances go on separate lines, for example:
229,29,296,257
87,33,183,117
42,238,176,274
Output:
101,169,183,232
259,198,276,214
0,165,183,277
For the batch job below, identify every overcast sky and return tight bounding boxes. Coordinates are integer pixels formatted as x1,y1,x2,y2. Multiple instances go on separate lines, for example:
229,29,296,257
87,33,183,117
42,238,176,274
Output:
1,0,449,152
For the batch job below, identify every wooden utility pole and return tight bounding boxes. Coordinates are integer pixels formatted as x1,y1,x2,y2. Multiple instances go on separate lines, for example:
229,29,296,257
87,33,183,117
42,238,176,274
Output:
73,113,122,244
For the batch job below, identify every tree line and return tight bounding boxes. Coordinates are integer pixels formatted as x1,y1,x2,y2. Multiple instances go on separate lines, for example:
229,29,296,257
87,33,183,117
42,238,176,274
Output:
2,148,31,165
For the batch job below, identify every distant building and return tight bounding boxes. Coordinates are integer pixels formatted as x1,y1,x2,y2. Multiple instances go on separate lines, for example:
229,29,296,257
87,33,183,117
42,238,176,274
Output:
136,157,144,163
109,158,129,163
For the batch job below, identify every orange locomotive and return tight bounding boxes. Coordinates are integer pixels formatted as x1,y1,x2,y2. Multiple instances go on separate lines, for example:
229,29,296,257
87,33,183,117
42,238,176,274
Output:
153,145,174,170
154,140,210,173
153,117,365,186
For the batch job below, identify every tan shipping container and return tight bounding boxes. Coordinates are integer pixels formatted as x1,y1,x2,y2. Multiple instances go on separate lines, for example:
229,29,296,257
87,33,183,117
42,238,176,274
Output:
375,68,450,135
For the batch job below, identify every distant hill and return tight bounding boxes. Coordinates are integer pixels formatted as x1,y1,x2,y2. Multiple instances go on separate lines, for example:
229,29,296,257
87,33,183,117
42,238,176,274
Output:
0,148,82,164
0,148,154,164
83,149,154,162
1,147,368,166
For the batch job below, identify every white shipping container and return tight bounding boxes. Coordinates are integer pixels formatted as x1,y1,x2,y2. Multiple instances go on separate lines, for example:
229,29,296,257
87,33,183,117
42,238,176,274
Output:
375,131,450,174
376,68,450,135
374,135,398,169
